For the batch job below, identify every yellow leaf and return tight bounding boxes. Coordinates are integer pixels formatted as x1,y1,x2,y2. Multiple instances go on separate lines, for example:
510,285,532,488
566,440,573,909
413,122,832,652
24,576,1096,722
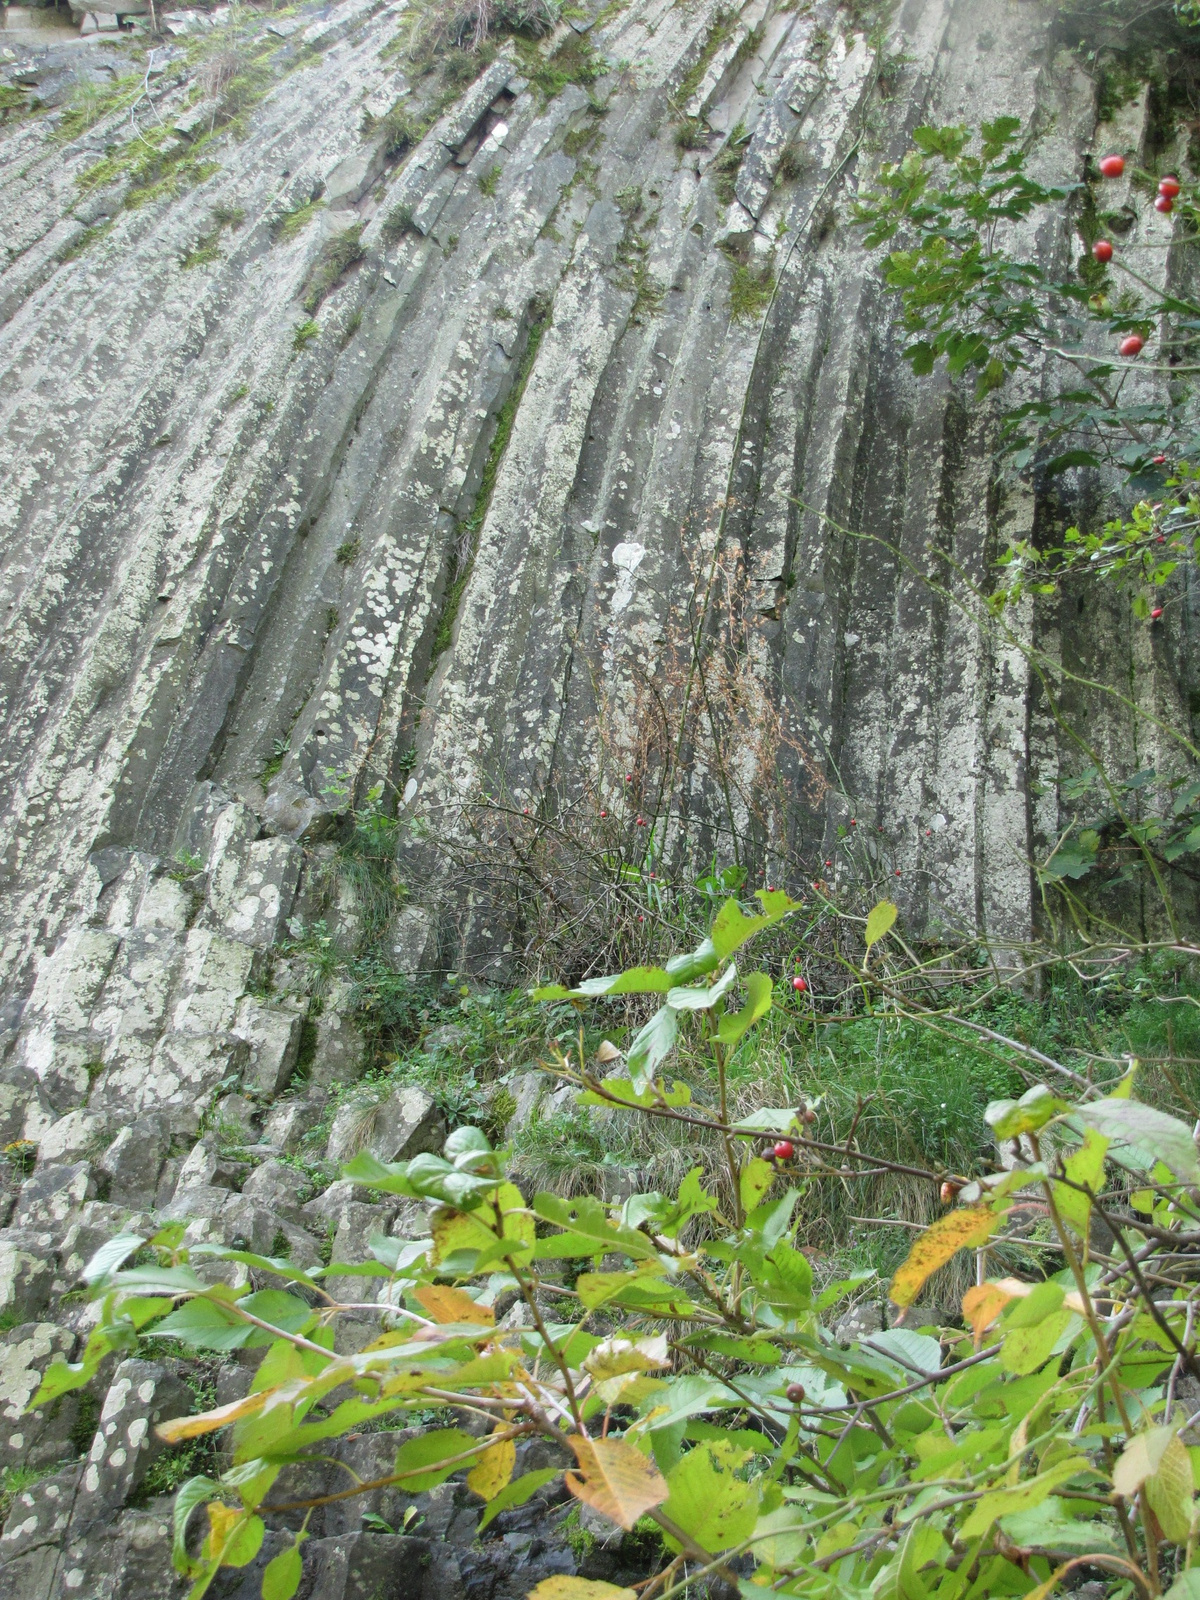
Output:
564,1435,668,1530
156,1385,278,1443
863,900,898,956
467,1433,516,1502
962,1282,1015,1344
1147,1434,1194,1542
527,1582,636,1600
1114,1425,1177,1499
890,1208,997,1307
206,1504,241,1555
583,1336,669,1381
414,1285,495,1326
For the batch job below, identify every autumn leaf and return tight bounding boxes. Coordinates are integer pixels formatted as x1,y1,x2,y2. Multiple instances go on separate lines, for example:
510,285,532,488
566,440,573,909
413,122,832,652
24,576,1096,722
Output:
467,1432,516,1502
157,1385,279,1443
962,1282,1015,1344
565,1435,668,1530
527,1581,636,1600
414,1284,495,1325
890,1208,997,1307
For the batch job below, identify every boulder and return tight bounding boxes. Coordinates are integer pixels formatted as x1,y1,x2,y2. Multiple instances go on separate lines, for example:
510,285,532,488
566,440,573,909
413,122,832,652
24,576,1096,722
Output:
0,1322,78,1471
325,1086,445,1167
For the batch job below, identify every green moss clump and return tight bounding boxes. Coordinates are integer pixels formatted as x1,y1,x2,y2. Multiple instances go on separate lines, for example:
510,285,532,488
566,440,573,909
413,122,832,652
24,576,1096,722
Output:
301,226,365,312
729,259,776,322
275,196,324,241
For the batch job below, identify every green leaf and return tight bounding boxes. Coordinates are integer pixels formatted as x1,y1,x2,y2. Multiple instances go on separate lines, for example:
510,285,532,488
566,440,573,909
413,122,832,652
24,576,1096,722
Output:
666,963,738,1011
1056,1128,1110,1237
625,1006,678,1092
81,1232,146,1284
532,1194,660,1261
172,1476,219,1576
149,1297,252,1352
1078,1098,1200,1186
717,971,772,1047
959,1457,1090,1537
546,967,674,999
985,1086,1067,1139
393,1428,479,1491
1002,1280,1064,1330
661,1441,759,1553
863,900,898,954
1164,1573,1200,1600
709,891,800,962
477,1468,560,1533
1000,1308,1075,1375
999,1498,1120,1554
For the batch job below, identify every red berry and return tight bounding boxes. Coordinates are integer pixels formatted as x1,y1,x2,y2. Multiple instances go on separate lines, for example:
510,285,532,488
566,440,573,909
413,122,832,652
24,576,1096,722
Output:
894,869,902,876
774,1140,794,1161
1099,154,1125,178
801,1107,817,1124
792,976,807,992
1159,175,1181,198
599,809,608,818
924,828,931,836
940,1181,960,1205
785,1382,806,1405
1151,606,1164,620
824,858,832,867
1155,194,1174,214
625,773,632,782
1092,239,1113,263
850,818,857,826
1119,334,1144,357
1153,454,1167,465
636,816,646,826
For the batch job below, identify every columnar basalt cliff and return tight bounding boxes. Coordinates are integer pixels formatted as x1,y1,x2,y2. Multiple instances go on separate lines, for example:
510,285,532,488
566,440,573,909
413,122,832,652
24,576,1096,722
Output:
0,0,1195,1591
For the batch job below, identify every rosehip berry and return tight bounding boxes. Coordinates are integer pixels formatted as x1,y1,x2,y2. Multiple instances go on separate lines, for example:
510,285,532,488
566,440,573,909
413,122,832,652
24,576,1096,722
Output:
774,1140,795,1161
850,818,857,826
1119,334,1144,357
792,976,807,992
824,858,832,867
940,1181,960,1205
1155,194,1174,214
600,809,608,818
1092,239,1113,263
894,868,902,877
801,1107,817,1124
1153,454,1167,465
1159,175,1181,198
1151,606,1164,620
625,773,633,782
1099,154,1125,178
636,816,646,826
785,1382,806,1405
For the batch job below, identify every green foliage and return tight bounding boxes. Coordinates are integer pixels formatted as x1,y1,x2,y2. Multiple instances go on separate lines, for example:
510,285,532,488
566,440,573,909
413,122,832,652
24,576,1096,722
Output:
300,226,365,313
180,204,245,270
728,259,776,321
853,116,1200,479
45,884,1200,1600
477,163,503,195
673,6,737,109
292,318,320,351
274,197,323,242
512,32,604,105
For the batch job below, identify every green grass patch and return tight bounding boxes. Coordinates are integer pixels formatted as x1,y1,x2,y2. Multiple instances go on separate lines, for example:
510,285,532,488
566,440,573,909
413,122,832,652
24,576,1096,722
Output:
512,32,605,105
673,5,736,108
292,317,321,351
275,195,324,241
728,259,775,321
301,225,365,312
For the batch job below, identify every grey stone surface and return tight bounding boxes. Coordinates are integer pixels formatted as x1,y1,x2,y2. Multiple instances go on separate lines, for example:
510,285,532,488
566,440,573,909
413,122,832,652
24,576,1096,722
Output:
0,1323,77,1471
325,1085,445,1166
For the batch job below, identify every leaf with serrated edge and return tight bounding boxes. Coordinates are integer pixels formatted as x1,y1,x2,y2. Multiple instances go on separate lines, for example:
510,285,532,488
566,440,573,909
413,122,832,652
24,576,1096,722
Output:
478,1468,560,1533
1114,1424,1178,1498
527,1582,636,1600
414,1284,494,1325
890,1208,997,1307
564,1435,668,1530
1147,1433,1194,1542
466,1433,516,1502
863,900,898,952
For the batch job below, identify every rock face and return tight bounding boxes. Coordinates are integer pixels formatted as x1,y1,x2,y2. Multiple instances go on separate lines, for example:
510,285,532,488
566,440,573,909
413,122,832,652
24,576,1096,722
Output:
0,0,1195,1594
1,0,1193,1037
